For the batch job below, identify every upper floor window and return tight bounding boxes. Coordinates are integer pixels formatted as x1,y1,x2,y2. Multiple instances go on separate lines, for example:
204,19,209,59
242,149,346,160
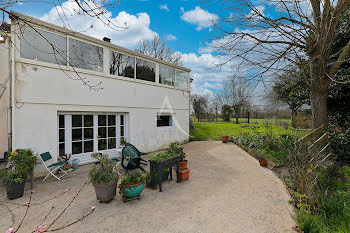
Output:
20,25,67,65
69,38,103,72
136,58,155,82
176,70,189,89
159,65,175,86
109,51,135,78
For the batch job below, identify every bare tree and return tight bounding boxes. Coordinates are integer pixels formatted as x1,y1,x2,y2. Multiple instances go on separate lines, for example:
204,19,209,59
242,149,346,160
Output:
221,75,252,124
136,35,182,65
202,0,350,128
191,94,208,122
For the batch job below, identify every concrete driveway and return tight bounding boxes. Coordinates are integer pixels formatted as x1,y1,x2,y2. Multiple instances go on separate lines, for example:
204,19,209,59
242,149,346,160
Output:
0,141,296,233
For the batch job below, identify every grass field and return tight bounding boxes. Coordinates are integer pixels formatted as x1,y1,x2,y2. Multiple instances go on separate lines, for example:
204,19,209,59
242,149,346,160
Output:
190,121,307,141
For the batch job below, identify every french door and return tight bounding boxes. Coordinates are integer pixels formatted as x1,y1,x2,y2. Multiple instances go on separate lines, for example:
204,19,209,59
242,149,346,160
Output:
58,113,127,157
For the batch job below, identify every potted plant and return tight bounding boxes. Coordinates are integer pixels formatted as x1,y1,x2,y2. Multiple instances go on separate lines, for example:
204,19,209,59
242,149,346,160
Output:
221,135,229,143
119,172,146,200
0,169,27,199
0,148,37,199
89,153,119,203
178,167,190,182
169,142,183,154
120,139,126,147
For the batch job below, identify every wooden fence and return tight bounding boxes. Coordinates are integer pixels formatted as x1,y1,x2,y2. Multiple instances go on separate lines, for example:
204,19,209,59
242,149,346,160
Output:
296,125,332,167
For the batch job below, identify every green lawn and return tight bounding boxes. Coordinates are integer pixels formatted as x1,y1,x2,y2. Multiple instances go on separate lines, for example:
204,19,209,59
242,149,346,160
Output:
190,121,307,141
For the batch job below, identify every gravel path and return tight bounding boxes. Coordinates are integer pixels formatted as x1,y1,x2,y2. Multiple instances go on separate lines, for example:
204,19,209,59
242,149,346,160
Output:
0,141,296,233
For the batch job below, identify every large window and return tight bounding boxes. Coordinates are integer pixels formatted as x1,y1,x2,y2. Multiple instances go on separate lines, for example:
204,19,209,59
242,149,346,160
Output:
110,51,135,78
175,70,189,89
20,25,67,65
159,65,175,86
58,113,127,156
157,115,172,127
69,39,103,72
136,58,155,82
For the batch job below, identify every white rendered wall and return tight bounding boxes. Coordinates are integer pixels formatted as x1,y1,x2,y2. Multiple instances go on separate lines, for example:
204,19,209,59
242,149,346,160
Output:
13,62,190,175
0,38,9,158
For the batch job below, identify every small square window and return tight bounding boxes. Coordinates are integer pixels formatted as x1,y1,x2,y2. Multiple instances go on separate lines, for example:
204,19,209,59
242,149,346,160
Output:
157,115,172,127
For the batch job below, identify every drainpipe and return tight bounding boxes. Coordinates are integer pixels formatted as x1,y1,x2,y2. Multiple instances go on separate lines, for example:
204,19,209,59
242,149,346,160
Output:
10,22,15,151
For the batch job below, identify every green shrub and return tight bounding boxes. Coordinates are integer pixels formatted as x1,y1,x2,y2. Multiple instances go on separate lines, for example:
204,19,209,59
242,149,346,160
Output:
89,153,118,184
297,213,324,233
328,113,350,164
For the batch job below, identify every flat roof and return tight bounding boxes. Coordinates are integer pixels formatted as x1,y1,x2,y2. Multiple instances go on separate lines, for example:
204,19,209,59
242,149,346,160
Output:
10,11,191,73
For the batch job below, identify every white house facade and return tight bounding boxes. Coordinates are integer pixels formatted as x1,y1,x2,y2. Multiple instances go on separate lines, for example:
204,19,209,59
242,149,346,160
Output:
0,12,191,175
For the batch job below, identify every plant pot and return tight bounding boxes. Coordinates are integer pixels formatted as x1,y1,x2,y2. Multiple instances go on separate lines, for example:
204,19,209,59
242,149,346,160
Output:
122,182,145,199
259,159,267,167
221,136,229,143
179,168,190,182
93,179,118,202
121,144,125,147
179,160,188,169
6,180,26,199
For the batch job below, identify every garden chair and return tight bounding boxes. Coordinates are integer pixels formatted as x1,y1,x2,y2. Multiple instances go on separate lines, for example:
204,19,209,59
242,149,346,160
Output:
121,143,148,173
40,152,68,181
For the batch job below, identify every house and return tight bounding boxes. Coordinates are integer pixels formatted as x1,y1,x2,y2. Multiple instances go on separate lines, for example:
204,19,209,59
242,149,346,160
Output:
0,12,191,175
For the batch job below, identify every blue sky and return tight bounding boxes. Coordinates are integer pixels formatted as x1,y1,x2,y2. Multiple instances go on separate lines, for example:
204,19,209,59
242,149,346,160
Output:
6,0,266,99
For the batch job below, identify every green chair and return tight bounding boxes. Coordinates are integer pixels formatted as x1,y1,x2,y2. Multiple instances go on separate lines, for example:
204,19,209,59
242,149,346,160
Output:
121,143,147,173
40,152,68,181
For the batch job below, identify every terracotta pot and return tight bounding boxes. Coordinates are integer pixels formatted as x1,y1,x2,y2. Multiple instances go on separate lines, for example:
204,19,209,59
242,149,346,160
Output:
6,180,26,199
179,160,188,169
259,159,267,167
179,168,190,181
93,179,118,202
221,136,229,143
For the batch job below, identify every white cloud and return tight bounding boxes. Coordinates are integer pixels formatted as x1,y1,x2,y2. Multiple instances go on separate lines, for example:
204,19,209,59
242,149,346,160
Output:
40,1,157,48
246,5,265,19
180,6,218,31
17,2,23,5
165,34,177,41
159,4,170,12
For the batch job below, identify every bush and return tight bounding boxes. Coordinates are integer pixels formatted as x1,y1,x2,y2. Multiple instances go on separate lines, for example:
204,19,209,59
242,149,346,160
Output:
8,148,37,177
328,113,350,164
89,153,118,184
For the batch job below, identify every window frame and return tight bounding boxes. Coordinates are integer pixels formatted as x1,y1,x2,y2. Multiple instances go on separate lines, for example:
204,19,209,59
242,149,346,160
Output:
156,114,174,129
57,113,128,159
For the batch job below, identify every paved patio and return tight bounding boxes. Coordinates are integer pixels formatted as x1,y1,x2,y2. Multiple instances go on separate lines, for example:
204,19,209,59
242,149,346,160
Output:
0,141,296,233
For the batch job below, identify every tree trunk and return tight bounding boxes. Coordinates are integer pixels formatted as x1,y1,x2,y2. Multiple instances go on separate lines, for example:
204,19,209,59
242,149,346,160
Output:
309,57,329,129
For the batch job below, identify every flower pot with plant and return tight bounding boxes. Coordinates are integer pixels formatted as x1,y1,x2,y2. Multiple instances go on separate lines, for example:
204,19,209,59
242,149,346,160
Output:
169,141,183,154
89,153,119,203
221,136,229,143
0,148,37,199
178,167,190,182
0,169,27,199
120,139,126,147
119,172,146,201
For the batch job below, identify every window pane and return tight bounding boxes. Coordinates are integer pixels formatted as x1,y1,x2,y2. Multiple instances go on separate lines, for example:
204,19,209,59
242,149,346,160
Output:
110,51,135,78
157,115,172,127
20,25,67,65
159,65,175,86
84,140,93,153
59,143,65,156
108,138,116,149
72,141,82,154
108,127,116,138
69,39,103,72
136,58,155,82
59,129,65,142
59,115,65,128
120,126,124,136
98,115,106,126
84,115,93,127
108,115,116,126
98,139,107,150
120,115,124,125
84,128,93,140
72,115,82,127
72,129,82,141
176,70,189,89
98,127,107,138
